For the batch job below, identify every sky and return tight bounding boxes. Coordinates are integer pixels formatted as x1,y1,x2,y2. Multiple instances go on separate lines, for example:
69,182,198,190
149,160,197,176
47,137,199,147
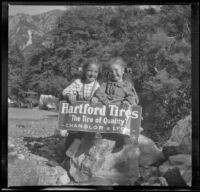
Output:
9,5,160,16
9,5,68,16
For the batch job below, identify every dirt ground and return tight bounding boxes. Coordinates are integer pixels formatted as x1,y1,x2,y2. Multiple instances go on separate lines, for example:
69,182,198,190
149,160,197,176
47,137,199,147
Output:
7,107,67,186
8,107,59,138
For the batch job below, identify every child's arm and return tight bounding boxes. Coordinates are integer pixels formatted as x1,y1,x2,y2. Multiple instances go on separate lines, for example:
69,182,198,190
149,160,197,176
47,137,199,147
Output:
62,80,80,103
90,82,100,105
123,83,139,106
93,83,110,105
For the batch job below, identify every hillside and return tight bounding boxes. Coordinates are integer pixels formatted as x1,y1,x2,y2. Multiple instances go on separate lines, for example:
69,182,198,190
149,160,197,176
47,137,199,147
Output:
9,9,65,60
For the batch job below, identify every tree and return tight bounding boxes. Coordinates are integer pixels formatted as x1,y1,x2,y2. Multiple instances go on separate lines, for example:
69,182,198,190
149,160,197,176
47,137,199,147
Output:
8,44,25,98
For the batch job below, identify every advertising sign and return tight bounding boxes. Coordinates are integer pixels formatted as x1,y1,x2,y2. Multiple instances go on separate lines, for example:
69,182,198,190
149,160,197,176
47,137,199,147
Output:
58,101,142,137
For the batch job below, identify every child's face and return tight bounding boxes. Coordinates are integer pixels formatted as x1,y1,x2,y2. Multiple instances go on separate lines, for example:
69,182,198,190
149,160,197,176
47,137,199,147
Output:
109,63,124,82
85,63,99,83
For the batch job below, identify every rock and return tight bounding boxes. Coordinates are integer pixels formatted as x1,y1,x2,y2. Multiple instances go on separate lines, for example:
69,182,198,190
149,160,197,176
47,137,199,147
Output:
163,167,187,186
137,175,168,186
158,177,168,186
78,176,117,185
164,114,191,154
146,176,159,185
159,154,192,186
29,154,48,162
137,134,163,166
21,167,39,186
180,164,192,186
8,143,15,148
139,127,144,132
8,152,18,164
46,160,60,167
138,166,169,186
8,151,18,156
47,167,58,176
168,154,191,166
8,143,16,151
169,154,192,186
8,159,39,186
54,129,60,136
159,161,172,175
68,133,140,185
139,166,159,181
36,164,71,186
158,114,192,186
162,145,181,158
33,142,44,148
17,154,25,160
141,182,150,186
56,173,70,185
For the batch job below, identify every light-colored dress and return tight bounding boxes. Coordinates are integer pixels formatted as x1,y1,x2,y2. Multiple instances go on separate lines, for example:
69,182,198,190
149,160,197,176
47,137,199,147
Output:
62,79,100,158
63,79,100,101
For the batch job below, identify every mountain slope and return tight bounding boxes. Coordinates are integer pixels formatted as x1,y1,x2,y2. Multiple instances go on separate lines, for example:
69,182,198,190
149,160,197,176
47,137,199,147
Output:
9,10,65,60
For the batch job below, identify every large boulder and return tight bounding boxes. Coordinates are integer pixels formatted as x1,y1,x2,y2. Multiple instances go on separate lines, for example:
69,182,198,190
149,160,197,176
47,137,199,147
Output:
8,156,71,186
159,114,192,186
137,134,164,166
163,114,191,156
159,154,191,186
64,133,140,185
8,138,71,186
59,113,192,186
61,133,166,185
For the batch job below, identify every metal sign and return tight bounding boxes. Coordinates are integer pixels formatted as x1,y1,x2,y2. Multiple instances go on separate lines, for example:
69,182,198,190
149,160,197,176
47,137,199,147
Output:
58,101,142,136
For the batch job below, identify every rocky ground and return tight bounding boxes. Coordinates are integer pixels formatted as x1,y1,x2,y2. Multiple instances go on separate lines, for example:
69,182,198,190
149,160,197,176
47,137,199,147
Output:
8,108,74,186
7,108,192,187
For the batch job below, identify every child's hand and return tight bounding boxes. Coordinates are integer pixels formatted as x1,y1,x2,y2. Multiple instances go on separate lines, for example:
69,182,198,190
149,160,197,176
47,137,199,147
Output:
91,97,99,105
66,94,76,104
121,101,130,109
60,130,69,137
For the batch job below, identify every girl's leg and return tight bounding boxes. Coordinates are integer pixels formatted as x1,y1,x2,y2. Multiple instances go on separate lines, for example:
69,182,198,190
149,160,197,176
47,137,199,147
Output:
75,131,85,139
61,132,76,167
112,134,125,153
112,135,135,153
65,132,84,157
64,131,77,151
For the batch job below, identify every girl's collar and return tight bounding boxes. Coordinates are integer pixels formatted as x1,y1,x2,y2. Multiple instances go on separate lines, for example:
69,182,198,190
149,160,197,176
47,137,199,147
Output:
81,78,96,84
108,80,125,84
107,80,130,88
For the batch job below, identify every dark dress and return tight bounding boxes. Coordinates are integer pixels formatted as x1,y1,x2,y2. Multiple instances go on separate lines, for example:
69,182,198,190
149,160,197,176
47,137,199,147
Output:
94,80,139,152
94,80,139,106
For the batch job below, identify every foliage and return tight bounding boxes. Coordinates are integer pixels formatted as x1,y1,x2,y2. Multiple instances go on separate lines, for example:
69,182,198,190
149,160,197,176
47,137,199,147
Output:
9,5,191,145
8,44,25,99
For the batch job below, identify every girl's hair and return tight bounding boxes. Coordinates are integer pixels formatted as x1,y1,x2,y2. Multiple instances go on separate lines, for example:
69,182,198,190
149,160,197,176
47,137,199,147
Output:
81,57,101,80
107,57,127,70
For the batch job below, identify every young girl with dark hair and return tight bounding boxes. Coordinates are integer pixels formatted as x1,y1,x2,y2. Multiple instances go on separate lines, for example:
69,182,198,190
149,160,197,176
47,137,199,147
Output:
61,58,101,159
